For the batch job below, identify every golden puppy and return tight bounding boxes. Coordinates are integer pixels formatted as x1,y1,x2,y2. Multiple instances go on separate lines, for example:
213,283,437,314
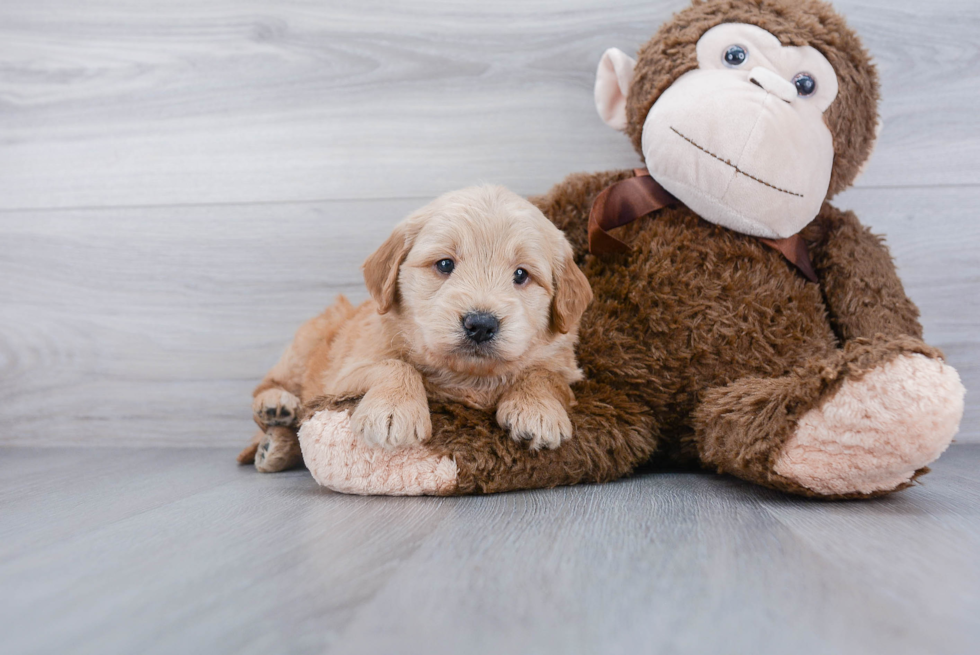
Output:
237,185,592,472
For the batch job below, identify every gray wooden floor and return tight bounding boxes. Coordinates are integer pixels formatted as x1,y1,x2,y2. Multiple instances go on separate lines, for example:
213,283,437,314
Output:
3,445,979,655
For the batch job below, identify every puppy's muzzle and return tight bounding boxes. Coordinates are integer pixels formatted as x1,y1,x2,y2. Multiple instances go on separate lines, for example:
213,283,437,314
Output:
461,312,499,344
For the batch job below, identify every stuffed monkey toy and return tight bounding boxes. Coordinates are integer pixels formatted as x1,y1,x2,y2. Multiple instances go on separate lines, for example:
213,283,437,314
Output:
246,0,965,499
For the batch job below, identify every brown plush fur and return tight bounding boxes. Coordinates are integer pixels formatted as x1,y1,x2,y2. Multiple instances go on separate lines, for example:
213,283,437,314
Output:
393,0,940,498
420,184,937,497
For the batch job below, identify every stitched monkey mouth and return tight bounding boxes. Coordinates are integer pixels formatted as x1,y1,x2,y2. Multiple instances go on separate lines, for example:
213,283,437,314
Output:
669,127,803,198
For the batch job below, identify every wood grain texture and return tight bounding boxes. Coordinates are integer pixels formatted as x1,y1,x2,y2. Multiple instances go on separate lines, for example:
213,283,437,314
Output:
1,0,979,210
0,186,975,447
2,445,978,655
0,200,404,446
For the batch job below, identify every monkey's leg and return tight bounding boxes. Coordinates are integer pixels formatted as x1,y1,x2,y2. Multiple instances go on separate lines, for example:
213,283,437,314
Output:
299,379,658,495
432,379,657,494
693,336,964,498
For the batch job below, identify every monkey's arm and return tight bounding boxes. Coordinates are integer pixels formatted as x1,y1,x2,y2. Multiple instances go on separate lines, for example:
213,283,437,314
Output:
530,169,635,260
807,204,923,343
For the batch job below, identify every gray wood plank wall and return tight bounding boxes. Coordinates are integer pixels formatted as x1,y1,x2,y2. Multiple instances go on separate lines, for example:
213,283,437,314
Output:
0,0,976,446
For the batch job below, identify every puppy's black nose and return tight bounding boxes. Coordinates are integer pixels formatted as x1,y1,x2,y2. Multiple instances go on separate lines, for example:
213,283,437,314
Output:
462,312,499,344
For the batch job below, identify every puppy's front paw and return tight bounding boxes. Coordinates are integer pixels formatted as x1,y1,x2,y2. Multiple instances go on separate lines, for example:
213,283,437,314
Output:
497,395,573,450
350,390,431,449
253,388,300,427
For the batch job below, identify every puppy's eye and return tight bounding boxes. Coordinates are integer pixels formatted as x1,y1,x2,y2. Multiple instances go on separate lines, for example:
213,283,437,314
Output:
724,45,748,67
435,259,455,275
513,267,529,285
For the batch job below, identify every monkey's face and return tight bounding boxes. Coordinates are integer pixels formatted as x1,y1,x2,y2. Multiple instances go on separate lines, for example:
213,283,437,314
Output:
596,22,847,239
642,24,839,238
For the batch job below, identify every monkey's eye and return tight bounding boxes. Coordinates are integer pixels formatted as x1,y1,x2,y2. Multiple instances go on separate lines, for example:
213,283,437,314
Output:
513,268,529,285
793,73,817,97
723,45,748,67
435,259,455,275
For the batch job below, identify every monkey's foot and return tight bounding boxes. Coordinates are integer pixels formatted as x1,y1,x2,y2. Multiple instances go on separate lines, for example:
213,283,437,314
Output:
774,354,964,495
299,410,459,495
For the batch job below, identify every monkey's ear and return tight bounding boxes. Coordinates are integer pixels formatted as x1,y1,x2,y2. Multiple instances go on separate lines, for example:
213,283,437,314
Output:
551,251,593,334
363,222,416,314
595,48,637,131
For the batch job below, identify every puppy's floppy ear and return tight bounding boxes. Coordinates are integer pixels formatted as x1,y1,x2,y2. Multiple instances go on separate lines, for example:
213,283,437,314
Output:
550,249,593,334
363,220,418,314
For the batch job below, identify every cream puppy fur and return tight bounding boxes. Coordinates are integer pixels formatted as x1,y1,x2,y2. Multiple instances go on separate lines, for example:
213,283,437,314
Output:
238,185,593,473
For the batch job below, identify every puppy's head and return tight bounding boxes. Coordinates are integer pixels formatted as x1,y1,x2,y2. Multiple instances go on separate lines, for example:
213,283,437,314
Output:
363,185,592,376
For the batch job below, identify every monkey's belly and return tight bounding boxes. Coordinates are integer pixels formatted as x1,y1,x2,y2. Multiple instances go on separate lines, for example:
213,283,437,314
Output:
577,208,838,456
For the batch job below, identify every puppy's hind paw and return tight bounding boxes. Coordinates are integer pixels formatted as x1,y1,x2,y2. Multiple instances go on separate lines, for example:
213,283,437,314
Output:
254,426,304,473
497,396,573,450
253,388,300,427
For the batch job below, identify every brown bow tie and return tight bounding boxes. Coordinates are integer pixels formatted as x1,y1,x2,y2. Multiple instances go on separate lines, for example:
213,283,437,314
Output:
587,168,818,283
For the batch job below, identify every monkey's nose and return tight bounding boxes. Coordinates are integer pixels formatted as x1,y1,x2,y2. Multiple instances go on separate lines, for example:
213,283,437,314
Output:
462,312,499,344
748,66,797,103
